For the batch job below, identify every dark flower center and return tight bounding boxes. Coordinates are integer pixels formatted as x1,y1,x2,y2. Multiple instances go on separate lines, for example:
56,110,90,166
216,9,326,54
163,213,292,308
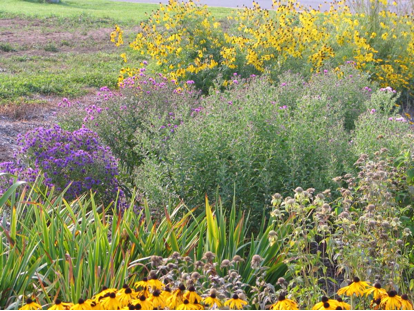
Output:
322,296,329,303
179,284,186,291
143,277,148,282
26,298,33,304
388,291,397,298
184,299,189,304
324,302,330,308
123,284,129,289
337,298,343,303
210,293,217,299
401,294,408,300
55,299,62,305
110,293,116,299
78,298,85,304
189,286,196,292
153,290,161,297
140,295,146,301
278,295,286,301
165,287,171,292
232,294,239,300
353,277,360,283
335,307,343,310
125,288,132,294
374,283,381,289
135,303,142,310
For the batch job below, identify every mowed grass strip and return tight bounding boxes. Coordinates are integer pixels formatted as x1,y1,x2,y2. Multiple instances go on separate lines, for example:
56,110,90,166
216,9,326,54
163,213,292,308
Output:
0,0,231,105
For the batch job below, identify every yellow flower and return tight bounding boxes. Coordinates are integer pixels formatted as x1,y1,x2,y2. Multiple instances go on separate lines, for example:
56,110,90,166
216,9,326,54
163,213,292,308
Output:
19,298,42,310
131,295,153,310
148,276,164,290
183,286,202,304
69,299,91,310
161,287,172,301
312,297,338,310
100,292,122,310
120,53,127,63
48,299,73,310
335,298,351,310
134,277,150,290
148,289,167,309
177,299,198,310
364,283,388,300
95,286,117,301
167,284,186,309
337,277,371,297
224,294,248,310
203,293,222,307
380,291,402,310
86,299,102,310
401,294,413,310
117,287,137,307
271,294,298,310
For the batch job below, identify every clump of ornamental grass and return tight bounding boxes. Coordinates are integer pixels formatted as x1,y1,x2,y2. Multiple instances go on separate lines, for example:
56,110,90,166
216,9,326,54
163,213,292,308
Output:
0,125,121,204
18,252,414,310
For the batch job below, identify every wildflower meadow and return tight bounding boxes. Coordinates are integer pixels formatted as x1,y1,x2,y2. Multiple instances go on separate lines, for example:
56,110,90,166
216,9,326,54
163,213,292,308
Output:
0,0,413,310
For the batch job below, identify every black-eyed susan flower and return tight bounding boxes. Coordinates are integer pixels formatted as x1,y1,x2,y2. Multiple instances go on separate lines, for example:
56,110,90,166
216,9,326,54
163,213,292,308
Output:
69,299,91,310
134,277,150,290
380,291,402,310
117,287,137,307
95,286,117,301
312,296,338,310
335,298,350,310
131,295,152,310
148,289,167,309
364,283,387,300
401,294,413,310
47,299,73,310
86,299,102,310
271,293,298,310
203,290,222,307
161,286,172,301
101,292,122,310
369,298,381,310
224,294,248,310
177,299,197,310
19,298,42,310
337,277,371,297
167,284,186,309
183,286,202,304
148,272,164,290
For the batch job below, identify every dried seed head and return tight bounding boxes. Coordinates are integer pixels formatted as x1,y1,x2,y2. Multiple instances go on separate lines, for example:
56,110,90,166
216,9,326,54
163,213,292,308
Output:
294,187,303,193
316,193,325,200
382,221,390,229
349,224,356,231
277,277,286,285
209,289,217,296
251,255,263,268
230,271,239,279
191,272,200,280
170,252,180,260
203,251,215,261
220,260,231,268
195,260,204,269
396,239,404,246
269,230,277,237
167,263,177,270
380,148,388,154
339,211,349,219
232,255,244,263
272,193,282,200
367,204,375,212
306,188,315,194
183,256,192,262
151,256,163,267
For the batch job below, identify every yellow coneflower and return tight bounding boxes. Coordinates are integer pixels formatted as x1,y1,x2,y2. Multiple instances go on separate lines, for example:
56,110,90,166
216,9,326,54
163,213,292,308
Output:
183,286,202,304
177,299,198,310
312,296,338,310
161,286,172,301
380,291,402,310
203,291,222,307
224,294,248,310
148,272,164,290
131,295,153,310
117,287,137,307
401,294,413,310
134,277,150,290
95,286,117,301
369,298,382,310
337,277,371,297
47,299,73,310
335,298,351,310
19,298,42,310
364,283,388,300
271,293,299,310
86,299,102,310
167,284,186,309
69,299,91,310
148,289,167,309
193,300,205,310
101,292,122,310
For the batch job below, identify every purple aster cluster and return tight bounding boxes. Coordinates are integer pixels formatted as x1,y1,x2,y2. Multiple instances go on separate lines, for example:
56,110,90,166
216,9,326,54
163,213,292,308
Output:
0,125,121,203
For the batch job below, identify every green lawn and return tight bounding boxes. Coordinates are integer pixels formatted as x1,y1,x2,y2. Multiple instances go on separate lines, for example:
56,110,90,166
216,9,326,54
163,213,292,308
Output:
0,0,231,105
